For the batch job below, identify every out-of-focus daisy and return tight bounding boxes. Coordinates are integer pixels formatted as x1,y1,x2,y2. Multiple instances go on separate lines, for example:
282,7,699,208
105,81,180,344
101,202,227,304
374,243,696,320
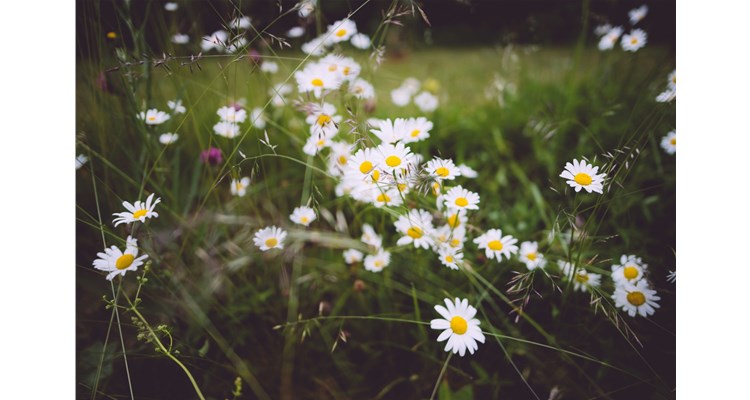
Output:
295,62,342,98
231,16,252,30
621,29,647,52
350,33,371,49
437,247,463,270
349,78,375,99
612,254,648,285
628,5,648,25
656,86,676,103
270,83,292,107
667,270,676,283
326,18,357,43
364,249,390,272
297,0,316,18
326,141,353,177
217,106,247,123
414,91,438,112
402,117,433,143
319,54,361,82
372,187,404,208
343,249,364,264
171,33,189,44
167,99,186,114
250,107,266,129
430,298,485,357
213,121,241,138
394,209,435,250
391,87,411,107
457,164,478,178
560,158,605,194
667,69,676,89
425,158,461,181
571,269,601,292
93,236,148,280
613,280,660,317
159,133,179,145
370,118,408,144
302,134,333,156
361,224,383,249
290,206,317,226
260,61,279,74
112,193,161,226
76,154,88,169
660,130,676,155
594,24,613,36
139,109,170,125
598,26,623,51
518,241,546,270
230,177,251,197
401,78,421,95
474,229,518,261
287,26,305,38
301,36,327,56
443,186,480,211
201,30,228,52
164,2,178,11
254,226,287,251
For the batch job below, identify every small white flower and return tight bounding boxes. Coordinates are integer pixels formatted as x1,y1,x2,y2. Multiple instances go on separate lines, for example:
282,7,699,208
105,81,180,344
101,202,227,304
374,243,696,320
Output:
139,109,170,125
361,223,383,249
430,298,485,356
473,229,518,261
260,61,279,74
350,33,371,49
414,91,438,112
270,83,292,107
250,107,266,129
164,2,178,11
294,62,343,98
402,117,433,143
297,0,316,18
394,209,435,250
437,246,463,270
391,87,411,107
326,18,357,43
655,86,676,103
217,106,247,123
171,33,189,44
594,24,613,36
201,30,229,52
159,133,179,145
213,121,241,139
401,78,421,95
343,249,364,264
628,5,648,25
167,99,186,114
621,29,647,52
611,254,648,286
598,26,623,51
364,249,391,272
518,241,546,270
425,158,461,181
93,236,148,280
112,193,161,226
254,226,287,251
660,130,676,155
443,186,480,211
287,26,305,38
290,206,317,226
559,158,606,194
349,78,375,99
375,142,414,173
230,177,251,197
457,164,478,178
613,280,660,317
231,16,253,30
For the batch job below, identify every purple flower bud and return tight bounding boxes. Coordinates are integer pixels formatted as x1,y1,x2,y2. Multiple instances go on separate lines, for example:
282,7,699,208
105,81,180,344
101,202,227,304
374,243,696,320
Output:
200,147,223,166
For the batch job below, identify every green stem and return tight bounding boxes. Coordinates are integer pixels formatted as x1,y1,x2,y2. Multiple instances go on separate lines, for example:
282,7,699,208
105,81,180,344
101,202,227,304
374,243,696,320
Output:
429,353,452,400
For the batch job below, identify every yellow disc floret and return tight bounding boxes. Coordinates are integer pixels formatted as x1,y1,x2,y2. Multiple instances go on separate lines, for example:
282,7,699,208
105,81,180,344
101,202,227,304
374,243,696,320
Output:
265,238,278,248
115,254,134,270
407,226,423,239
623,266,639,280
450,316,468,335
574,173,592,186
626,291,646,306
487,240,503,251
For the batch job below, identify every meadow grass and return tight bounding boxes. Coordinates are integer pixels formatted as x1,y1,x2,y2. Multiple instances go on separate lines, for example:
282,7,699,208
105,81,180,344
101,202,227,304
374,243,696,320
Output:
76,3,675,399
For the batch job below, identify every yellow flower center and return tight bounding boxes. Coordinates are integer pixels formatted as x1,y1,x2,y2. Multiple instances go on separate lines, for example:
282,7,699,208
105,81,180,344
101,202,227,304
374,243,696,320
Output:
335,29,347,37
574,172,592,186
385,155,401,167
265,238,278,248
432,182,441,195
488,240,503,251
445,255,454,263
574,273,589,283
311,78,324,87
374,260,383,268
411,129,420,138
355,86,363,93
623,266,639,280
397,183,407,192
450,316,468,335
317,114,332,126
526,252,537,261
376,193,390,203
407,226,423,239
147,116,156,121
435,167,449,177
235,183,244,192
133,209,148,219
447,214,460,228
454,197,468,207
316,139,325,147
300,216,309,224
359,161,373,174
670,138,676,146
338,155,347,165
626,291,646,306
371,170,380,182
328,65,337,72
115,254,134,270
450,238,461,248
631,38,638,45
343,67,351,75
106,31,117,39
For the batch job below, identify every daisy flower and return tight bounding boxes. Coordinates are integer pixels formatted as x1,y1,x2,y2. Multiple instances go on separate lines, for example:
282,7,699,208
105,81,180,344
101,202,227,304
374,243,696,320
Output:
171,33,189,44
349,78,375,99
270,83,292,107
414,91,439,112
370,118,408,144
430,298,485,356
660,130,676,155
628,5,648,25
297,0,316,18
254,226,287,251
437,247,463,270
306,102,341,138
167,99,186,114
364,249,391,273
390,87,411,107
164,2,178,11
112,193,161,226
560,262,601,292
230,177,251,197
375,142,414,173
201,30,229,52
326,18,357,43
250,107,266,129
260,61,279,74
76,154,88,169
598,26,623,51
231,16,252,30
93,236,148,280
302,134,332,156
159,133,179,145
425,158,461,181
434,224,467,250
611,254,648,285
612,280,661,317
443,186,480,211
402,117,433,143
518,241,546,270
138,109,170,125
667,69,676,89
621,29,647,52
295,62,342,98
287,26,305,38
656,86,676,103
473,229,518,261
560,158,606,194
301,36,327,56
350,33,371,49
394,209,435,250
594,24,613,36
213,121,241,139
217,106,247,123
320,54,361,82
444,209,468,230
401,78,421,95
358,225,383,250
372,187,404,208
457,164,478,178
343,249,364,264
290,206,316,226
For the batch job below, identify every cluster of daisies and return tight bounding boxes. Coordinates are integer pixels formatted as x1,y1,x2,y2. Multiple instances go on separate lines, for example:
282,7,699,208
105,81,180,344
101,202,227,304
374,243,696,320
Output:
92,193,161,280
390,77,440,112
298,17,372,56
594,4,648,52
136,99,185,145
252,206,317,252
212,103,265,139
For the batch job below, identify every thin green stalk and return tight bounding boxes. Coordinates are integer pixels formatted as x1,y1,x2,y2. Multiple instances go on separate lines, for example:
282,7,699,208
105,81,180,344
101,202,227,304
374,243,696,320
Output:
429,353,452,400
